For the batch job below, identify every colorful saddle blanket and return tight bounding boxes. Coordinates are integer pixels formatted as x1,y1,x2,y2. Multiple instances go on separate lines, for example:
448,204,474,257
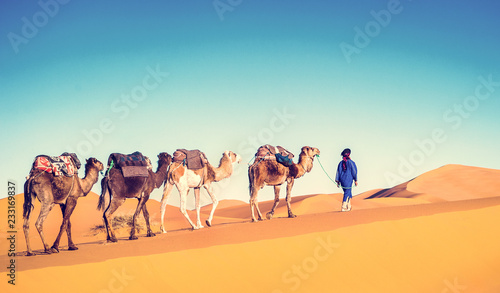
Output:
173,149,208,170
108,151,149,177
255,145,294,167
33,153,81,176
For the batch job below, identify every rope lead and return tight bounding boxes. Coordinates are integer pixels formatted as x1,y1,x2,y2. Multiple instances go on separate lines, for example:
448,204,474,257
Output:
315,155,355,189
102,160,114,177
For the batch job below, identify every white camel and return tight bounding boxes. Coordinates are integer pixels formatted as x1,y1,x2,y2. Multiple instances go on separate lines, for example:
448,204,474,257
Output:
159,150,241,232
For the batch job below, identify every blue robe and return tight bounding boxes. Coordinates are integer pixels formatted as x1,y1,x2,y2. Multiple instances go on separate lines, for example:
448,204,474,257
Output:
335,159,357,202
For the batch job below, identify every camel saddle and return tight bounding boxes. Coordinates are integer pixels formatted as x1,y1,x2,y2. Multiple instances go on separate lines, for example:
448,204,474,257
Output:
255,145,294,167
108,151,149,177
32,152,81,177
173,149,208,170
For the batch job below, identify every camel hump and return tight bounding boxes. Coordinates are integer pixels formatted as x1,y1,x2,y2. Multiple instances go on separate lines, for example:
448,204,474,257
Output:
173,149,208,170
60,152,81,169
254,145,294,167
32,153,80,177
107,151,149,177
256,145,294,159
276,146,294,159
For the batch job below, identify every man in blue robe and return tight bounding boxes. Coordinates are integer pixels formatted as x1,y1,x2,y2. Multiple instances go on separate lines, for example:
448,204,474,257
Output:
335,148,358,211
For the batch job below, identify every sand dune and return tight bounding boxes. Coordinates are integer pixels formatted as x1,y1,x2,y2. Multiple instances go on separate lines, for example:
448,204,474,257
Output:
1,164,499,292
3,196,500,292
201,199,247,211
407,164,500,200
4,195,499,270
353,164,500,206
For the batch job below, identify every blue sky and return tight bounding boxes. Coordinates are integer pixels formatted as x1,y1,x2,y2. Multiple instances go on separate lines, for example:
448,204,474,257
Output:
1,0,499,207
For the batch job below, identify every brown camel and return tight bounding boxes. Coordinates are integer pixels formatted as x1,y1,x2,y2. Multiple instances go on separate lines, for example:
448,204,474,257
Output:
23,157,104,256
160,151,241,233
248,146,320,222
98,153,172,242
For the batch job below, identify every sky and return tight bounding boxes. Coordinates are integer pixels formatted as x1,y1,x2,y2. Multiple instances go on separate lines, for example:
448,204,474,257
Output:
1,0,499,208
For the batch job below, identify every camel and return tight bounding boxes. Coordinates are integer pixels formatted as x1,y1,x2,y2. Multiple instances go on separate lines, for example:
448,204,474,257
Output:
23,157,104,256
159,150,241,233
248,146,320,222
98,152,172,242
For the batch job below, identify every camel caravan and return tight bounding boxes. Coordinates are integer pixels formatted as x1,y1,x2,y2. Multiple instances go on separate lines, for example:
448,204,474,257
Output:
22,145,320,255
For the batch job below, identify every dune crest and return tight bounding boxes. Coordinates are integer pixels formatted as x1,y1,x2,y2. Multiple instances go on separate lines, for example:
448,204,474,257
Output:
407,164,500,200
354,164,500,207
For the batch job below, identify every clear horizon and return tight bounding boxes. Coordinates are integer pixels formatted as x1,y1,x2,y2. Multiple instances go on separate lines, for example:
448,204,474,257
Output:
1,0,499,207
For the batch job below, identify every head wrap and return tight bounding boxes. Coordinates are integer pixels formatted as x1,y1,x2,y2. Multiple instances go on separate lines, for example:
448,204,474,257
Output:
341,148,351,171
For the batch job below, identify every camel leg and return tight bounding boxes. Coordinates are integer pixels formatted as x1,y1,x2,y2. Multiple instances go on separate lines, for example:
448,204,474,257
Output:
250,200,256,222
51,197,78,253
249,186,258,222
35,201,55,254
66,218,77,250
204,184,218,227
249,168,258,222
141,197,155,237
130,196,147,240
23,180,34,256
286,179,296,218
193,188,204,229
57,203,78,251
103,196,125,242
179,187,196,229
160,182,174,233
267,185,282,220
255,200,264,221
23,212,34,256
250,186,264,222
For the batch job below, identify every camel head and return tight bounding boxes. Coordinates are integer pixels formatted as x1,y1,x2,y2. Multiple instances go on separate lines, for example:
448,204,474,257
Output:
154,152,172,188
82,158,104,197
157,152,173,167
299,146,320,173
86,157,104,173
225,150,242,164
301,146,320,158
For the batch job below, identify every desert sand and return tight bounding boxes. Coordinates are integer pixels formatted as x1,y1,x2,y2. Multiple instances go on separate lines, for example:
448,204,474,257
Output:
1,164,499,292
